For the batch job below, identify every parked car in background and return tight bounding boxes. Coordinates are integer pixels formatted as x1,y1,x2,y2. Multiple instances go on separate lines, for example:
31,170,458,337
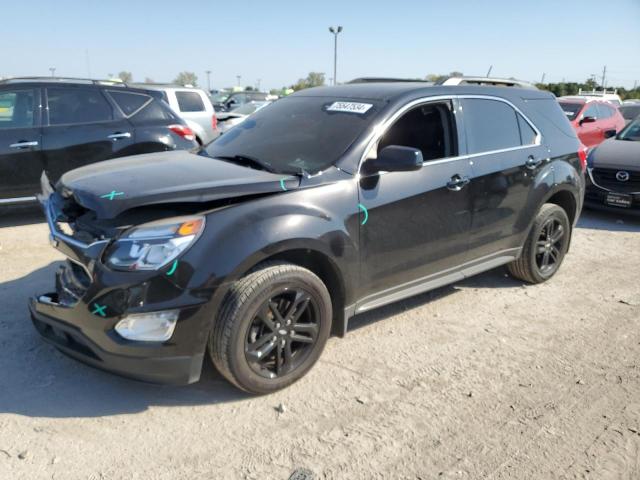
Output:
31,82,584,394
0,77,197,207
212,91,269,112
585,117,640,216
136,84,218,145
576,88,622,106
558,97,625,149
618,103,640,125
437,76,538,89
216,101,271,134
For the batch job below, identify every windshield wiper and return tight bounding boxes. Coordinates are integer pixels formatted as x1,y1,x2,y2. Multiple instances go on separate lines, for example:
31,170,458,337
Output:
214,154,275,173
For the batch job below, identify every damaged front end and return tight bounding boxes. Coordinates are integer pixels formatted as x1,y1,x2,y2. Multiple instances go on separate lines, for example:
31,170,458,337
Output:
29,173,214,385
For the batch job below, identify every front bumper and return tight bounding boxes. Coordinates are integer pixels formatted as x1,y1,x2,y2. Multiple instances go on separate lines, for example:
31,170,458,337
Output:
584,168,640,217
29,174,212,385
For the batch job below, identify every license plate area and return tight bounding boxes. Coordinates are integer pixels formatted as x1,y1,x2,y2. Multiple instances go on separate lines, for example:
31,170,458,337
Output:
605,192,632,208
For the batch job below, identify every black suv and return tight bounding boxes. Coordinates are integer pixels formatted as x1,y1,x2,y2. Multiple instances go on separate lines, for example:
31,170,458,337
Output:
30,83,585,394
0,77,197,206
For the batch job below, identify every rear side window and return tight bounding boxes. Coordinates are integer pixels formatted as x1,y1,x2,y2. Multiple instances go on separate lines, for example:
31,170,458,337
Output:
48,87,113,125
583,104,599,119
517,114,538,145
558,102,583,121
129,100,177,123
596,104,613,119
107,90,151,116
175,91,205,112
0,89,35,129
462,98,522,153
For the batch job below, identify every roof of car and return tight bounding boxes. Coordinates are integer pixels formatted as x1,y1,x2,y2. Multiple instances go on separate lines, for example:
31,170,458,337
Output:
0,76,128,87
290,83,554,103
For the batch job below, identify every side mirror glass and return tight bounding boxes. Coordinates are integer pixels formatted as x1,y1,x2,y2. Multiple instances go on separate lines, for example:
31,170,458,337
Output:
580,116,596,125
363,145,423,175
603,129,617,138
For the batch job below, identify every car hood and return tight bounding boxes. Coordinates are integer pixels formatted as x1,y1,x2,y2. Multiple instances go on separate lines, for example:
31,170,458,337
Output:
57,150,300,219
591,138,640,170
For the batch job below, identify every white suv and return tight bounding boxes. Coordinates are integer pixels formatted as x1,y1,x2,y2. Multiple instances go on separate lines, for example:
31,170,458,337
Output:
137,84,218,145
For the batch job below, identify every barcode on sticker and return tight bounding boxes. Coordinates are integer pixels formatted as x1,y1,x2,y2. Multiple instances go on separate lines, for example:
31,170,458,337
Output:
326,102,373,114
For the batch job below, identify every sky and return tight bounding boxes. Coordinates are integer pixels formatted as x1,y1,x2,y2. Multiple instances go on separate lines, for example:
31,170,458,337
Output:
2,0,639,91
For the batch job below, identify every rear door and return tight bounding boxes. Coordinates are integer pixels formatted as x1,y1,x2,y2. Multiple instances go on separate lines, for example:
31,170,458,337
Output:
0,87,43,201
462,97,548,260
41,86,135,183
172,89,213,143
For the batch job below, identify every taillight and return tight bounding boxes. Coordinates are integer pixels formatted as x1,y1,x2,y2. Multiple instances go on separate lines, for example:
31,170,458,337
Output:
212,114,218,131
168,124,195,142
578,148,587,172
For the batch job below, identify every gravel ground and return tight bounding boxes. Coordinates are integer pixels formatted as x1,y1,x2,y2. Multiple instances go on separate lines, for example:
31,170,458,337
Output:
0,207,639,480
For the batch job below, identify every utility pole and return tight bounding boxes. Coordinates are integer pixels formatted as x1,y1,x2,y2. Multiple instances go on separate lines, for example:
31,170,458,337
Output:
256,78,261,91
486,65,493,77
205,70,211,91
328,26,343,85
49,67,56,77
601,65,607,89
540,73,546,84
633,80,638,90
236,75,241,87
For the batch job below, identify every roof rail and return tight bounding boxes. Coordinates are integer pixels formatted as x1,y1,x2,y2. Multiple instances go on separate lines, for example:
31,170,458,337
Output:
436,76,538,89
347,77,431,84
0,76,128,86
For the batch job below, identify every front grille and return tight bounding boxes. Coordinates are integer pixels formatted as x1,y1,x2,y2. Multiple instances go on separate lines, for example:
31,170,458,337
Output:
55,261,91,306
591,168,640,193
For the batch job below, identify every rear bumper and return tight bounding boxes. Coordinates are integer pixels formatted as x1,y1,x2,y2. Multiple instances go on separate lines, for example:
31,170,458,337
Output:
30,297,204,384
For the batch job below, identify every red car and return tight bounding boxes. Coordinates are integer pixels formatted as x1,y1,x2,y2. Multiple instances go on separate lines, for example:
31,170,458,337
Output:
558,97,625,150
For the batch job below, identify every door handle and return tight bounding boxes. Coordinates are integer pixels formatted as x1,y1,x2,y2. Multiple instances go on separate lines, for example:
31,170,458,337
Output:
525,155,543,170
107,132,132,140
9,141,38,149
446,174,470,192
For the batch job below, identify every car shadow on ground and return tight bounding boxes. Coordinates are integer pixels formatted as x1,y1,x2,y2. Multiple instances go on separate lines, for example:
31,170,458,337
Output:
0,205,44,228
576,208,640,232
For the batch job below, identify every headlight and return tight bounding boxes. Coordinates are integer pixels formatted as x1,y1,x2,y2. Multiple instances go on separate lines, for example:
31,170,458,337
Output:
105,216,205,271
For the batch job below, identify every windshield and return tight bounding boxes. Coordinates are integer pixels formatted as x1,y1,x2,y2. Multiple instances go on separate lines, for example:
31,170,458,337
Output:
620,105,640,121
203,96,381,174
618,117,640,141
212,92,230,103
558,102,583,121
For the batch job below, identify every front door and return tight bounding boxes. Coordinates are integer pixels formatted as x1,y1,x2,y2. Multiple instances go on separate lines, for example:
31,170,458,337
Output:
0,87,43,200
577,103,602,148
357,100,473,309
41,86,135,183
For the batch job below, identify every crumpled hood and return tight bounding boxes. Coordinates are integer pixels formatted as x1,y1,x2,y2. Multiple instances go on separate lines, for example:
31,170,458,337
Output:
57,150,300,219
591,138,640,170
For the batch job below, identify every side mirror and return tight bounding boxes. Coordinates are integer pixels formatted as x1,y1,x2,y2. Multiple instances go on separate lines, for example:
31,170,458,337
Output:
580,116,596,125
603,129,617,138
362,145,423,175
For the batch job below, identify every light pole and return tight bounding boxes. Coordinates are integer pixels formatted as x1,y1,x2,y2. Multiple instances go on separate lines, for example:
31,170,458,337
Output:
49,67,56,77
256,78,261,91
205,70,211,91
236,75,241,87
328,26,343,85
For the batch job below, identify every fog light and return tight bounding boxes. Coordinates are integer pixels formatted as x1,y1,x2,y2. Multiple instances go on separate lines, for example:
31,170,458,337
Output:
115,310,179,342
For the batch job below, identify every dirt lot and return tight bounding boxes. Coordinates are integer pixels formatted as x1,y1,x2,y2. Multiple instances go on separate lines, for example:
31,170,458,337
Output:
0,207,638,480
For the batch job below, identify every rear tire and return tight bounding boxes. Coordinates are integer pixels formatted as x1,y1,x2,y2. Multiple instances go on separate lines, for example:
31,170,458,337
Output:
209,262,332,394
508,203,571,284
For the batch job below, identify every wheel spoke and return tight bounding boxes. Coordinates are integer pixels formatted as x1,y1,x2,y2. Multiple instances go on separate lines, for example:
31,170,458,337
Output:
536,240,547,254
291,322,318,337
290,333,314,344
275,341,283,375
246,334,277,361
551,225,564,244
541,250,550,268
284,291,311,323
269,301,285,324
549,247,559,262
256,304,276,331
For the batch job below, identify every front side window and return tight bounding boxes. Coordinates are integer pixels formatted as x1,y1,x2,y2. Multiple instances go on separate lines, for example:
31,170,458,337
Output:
47,87,113,125
462,98,522,153
175,91,205,112
596,104,612,119
583,104,599,120
204,96,382,174
0,89,35,129
377,101,456,161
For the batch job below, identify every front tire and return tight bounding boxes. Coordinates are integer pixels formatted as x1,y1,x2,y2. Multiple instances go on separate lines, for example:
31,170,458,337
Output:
209,262,332,394
508,203,571,284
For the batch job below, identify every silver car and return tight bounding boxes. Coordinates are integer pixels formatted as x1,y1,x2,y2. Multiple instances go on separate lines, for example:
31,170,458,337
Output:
216,101,271,134
136,84,218,145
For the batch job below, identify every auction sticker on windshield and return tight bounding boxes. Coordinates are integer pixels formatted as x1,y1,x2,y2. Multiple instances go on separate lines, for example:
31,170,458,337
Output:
326,102,373,114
